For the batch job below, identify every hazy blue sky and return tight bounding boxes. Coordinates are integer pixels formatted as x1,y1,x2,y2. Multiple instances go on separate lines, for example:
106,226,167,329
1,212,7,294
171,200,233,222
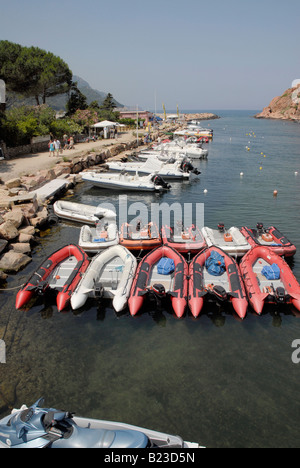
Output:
1,0,299,111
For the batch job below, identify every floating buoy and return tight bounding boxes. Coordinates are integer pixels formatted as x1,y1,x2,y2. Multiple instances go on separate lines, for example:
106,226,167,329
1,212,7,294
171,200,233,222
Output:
240,172,244,176
204,189,208,194
260,167,263,170
273,190,278,197
295,172,298,176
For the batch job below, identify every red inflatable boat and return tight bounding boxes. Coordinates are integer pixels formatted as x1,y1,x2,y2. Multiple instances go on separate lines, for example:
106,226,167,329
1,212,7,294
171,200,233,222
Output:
16,244,90,312
119,222,162,251
240,224,296,257
188,246,248,319
128,246,188,318
240,245,300,315
161,225,206,254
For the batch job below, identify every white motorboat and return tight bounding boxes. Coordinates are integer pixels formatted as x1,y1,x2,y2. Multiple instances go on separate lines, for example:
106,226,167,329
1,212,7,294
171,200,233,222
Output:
81,171,171,192
174,128,213,139
106,157,200,180
53,200,116,225
71,245,137,312
79,220,119,253
201,224,252,257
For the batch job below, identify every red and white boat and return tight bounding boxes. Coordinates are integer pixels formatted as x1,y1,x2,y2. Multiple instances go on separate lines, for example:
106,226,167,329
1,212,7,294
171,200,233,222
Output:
161,224,206,254
16,245,90,312
128,246,188,318
188,246,248,319
240,245,300,315
119,222,162,251
240,224,296,257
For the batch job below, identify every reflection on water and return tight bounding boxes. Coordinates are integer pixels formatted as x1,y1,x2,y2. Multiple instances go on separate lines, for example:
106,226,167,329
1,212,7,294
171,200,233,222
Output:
0,111,300,448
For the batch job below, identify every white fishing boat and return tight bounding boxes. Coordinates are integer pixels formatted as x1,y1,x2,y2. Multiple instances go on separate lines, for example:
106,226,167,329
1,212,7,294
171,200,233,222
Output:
174,128,213,139
71,245,137,312
106,157,200,180
201,224,252,257
79,220,119,253
53,200,116,225
81,171,171,192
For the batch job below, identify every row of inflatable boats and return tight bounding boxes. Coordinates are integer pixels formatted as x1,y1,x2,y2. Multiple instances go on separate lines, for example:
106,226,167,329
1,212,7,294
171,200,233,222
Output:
16,241,300,320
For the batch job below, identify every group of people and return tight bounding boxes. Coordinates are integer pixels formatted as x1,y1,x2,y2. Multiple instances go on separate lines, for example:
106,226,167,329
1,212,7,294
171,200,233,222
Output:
48,135,75,157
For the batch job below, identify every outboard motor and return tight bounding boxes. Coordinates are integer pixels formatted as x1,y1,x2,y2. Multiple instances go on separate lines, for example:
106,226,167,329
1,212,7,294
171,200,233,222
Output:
180,160,200,175
151,175,171,190
149,284,166,310
94,282,104,299
274,286,286,304
218,223,225,233
211,285,227,302
257,222,264,235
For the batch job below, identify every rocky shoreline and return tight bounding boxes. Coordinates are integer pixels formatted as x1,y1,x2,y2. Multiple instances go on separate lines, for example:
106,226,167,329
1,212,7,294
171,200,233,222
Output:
255,84,300,122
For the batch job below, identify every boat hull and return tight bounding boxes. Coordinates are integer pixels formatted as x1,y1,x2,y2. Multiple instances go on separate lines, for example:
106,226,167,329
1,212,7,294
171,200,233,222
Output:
239,245,300,315
188,246,248,319
128,245,188,318
16,245,90,312
240,225,296,257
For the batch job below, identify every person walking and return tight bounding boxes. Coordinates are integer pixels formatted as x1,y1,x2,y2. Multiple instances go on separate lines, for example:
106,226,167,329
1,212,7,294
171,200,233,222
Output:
49,140,55,157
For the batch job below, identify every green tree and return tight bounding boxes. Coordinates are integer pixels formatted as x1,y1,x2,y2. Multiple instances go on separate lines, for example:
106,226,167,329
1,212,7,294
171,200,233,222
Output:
0,41,72,105
66,81,88,115
100,93,117,111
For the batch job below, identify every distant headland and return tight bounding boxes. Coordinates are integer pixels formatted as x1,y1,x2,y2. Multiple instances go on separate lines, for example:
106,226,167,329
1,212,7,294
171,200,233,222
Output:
255,83,300,122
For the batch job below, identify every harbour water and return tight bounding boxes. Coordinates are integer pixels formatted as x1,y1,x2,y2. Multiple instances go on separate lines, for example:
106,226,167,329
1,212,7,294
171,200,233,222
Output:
0,110,299,448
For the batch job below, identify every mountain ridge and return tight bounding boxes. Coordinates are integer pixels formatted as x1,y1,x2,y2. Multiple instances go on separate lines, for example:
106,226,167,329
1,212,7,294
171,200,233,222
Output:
255,84,300,121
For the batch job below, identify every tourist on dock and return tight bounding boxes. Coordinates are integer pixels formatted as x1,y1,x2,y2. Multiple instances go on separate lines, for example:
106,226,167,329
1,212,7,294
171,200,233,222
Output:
54,138,61,156
48,140,55,157
69,136,74,149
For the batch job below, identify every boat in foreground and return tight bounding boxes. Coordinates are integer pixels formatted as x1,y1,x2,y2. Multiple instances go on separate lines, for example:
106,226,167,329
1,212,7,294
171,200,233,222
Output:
239,245,300,315
129,245,188,318
188,246,248,319
81,171,171,192
15,244,90,312
71,245,137,312
240,224,296,257
0,398,200,448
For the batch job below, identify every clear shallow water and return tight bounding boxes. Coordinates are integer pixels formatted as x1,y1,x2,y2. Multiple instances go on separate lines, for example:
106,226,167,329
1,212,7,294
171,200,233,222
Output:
0,111,300,448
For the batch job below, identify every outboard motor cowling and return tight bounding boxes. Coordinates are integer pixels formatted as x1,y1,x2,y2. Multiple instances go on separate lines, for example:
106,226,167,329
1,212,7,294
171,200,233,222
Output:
275,286,286,304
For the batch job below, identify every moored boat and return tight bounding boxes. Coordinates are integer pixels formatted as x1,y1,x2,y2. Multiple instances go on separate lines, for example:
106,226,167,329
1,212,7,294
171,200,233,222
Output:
188,246,248,319
0,398,200,448
202,224,251,257
79,220,119,253
240,224,296,257
81,171,171,192
15,245,90,312
119,221,162,251
53,200,116,225
71,245,137,312
161,224,206,254
128,245,188,318
239,245,300,315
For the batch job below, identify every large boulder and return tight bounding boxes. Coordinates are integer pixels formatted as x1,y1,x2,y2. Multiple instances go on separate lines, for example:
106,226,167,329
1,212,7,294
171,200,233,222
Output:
0,251,31,272
5,178,21,189
3,209,24,229
0,220,19,241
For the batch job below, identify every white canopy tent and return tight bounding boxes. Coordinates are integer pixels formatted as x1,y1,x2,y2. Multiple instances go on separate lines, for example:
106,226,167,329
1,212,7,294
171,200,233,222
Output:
91,120,118,139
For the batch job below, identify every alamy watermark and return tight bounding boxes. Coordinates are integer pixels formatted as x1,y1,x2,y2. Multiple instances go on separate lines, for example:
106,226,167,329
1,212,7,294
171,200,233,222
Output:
291,339,300,364
0,339,6,364
95,196,205,236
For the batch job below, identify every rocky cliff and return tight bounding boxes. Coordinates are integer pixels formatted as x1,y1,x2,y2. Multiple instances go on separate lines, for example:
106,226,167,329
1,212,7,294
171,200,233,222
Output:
255,84,300,121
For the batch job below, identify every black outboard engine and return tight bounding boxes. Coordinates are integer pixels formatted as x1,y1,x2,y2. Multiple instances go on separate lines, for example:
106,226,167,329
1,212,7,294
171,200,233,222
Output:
257,223,264,235
94,282,104,299
151,175,171,189
149,284,166,310
274,286,286,304
180,160,201,175
211,285,227,302
218,223,225,233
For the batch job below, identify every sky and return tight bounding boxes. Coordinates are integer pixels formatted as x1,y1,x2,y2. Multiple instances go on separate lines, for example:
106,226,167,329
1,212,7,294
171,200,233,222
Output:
1,0,299,111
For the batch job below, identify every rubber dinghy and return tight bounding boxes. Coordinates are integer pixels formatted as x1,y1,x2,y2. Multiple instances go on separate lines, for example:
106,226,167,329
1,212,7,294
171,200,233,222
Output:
202,224,251,257
239,245,300,315
0,398,200,448
119,221,162,251
79,220,119,253
188,246,248,319
53,200,116,225
71,245,137,312
240,224,296,257
128,246,188,318
16,245,90,312
162,224,206,254
81,171,171,192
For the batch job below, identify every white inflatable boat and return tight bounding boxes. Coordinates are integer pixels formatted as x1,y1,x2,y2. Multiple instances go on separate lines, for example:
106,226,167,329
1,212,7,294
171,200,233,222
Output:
201,224,252,257
53,200,116,225
71,245,137,312
79,221,119,253
81,171,171,192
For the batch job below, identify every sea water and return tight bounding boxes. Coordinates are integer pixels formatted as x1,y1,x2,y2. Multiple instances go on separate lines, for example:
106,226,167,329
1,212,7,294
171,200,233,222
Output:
0,110,299,448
